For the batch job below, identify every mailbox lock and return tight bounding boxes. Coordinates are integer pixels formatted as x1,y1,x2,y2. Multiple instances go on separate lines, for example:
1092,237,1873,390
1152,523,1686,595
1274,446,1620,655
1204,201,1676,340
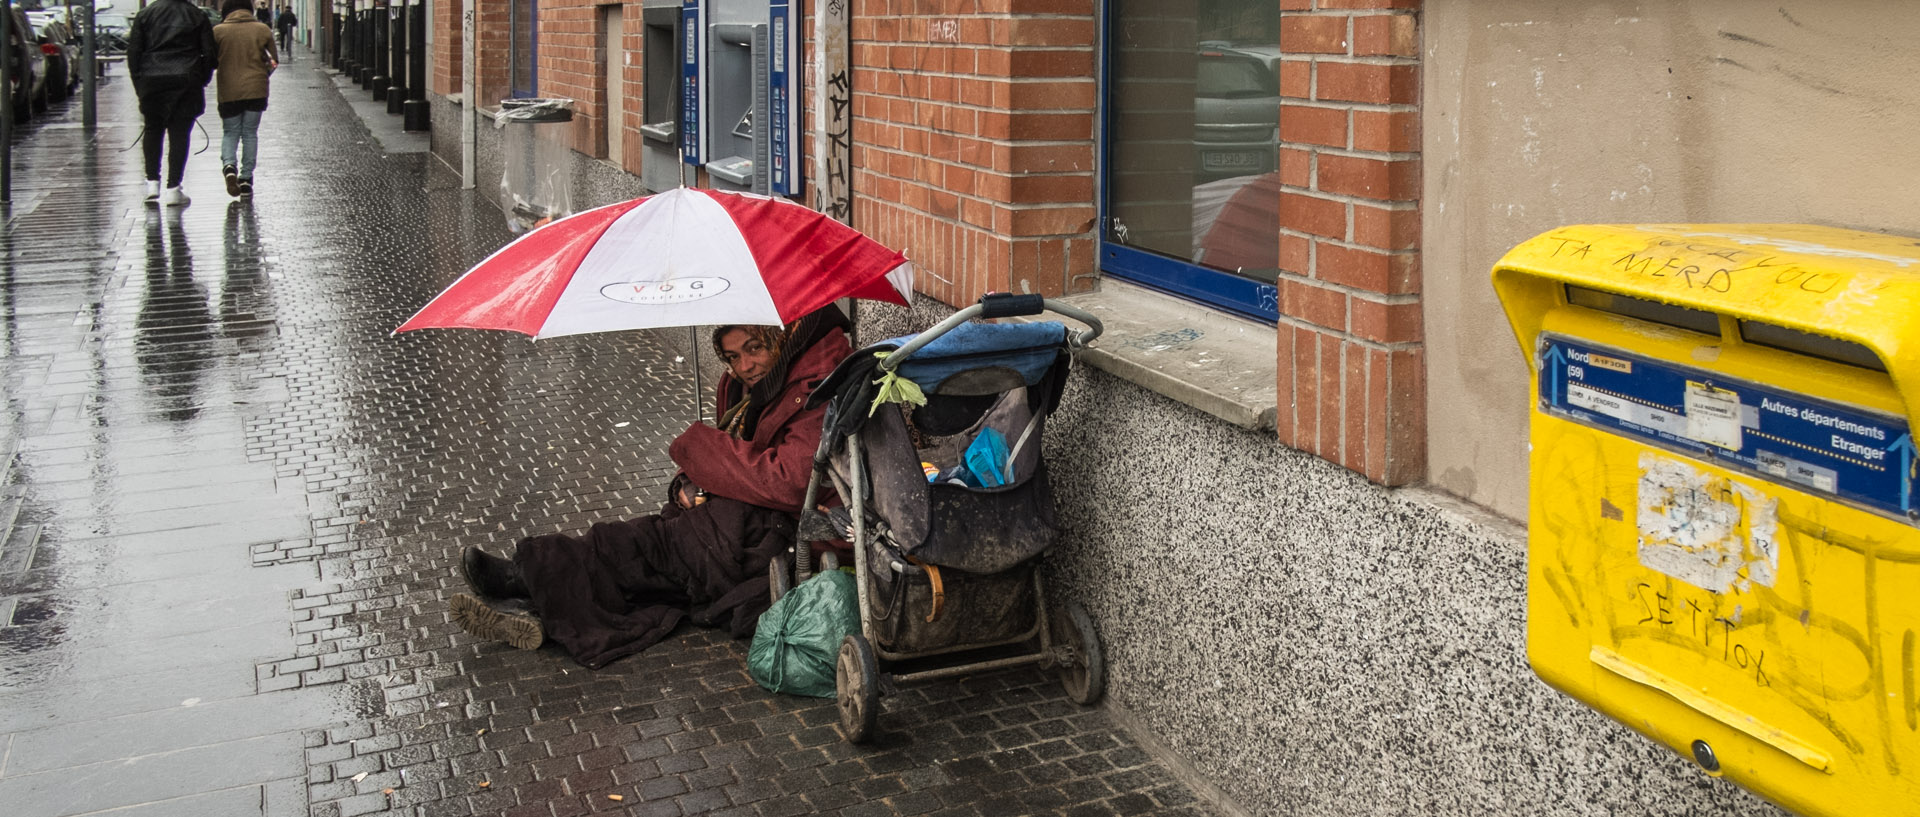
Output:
1690,739,1720,773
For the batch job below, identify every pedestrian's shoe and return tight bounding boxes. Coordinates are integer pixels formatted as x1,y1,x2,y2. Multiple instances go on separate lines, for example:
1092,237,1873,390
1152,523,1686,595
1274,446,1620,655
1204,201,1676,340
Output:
160,186,190,207
449,593,543,650
144,180,160,202
460,546,530,599
223,164,240,197
238,180,253,200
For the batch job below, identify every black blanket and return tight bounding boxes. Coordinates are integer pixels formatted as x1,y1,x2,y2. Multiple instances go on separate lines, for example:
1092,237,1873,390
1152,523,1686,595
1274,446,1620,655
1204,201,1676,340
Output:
512,497,793,669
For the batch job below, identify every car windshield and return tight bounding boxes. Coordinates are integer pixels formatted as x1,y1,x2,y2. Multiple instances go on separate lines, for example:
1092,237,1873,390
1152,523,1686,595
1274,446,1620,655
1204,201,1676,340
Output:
1197,54,1276,98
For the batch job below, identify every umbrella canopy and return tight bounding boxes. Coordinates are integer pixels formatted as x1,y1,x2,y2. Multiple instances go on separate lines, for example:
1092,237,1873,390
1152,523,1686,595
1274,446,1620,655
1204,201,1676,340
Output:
396,188,914,339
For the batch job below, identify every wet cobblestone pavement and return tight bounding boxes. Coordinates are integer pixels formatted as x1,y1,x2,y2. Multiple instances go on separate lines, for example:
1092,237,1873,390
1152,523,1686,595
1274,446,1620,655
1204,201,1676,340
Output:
0,68,1221,817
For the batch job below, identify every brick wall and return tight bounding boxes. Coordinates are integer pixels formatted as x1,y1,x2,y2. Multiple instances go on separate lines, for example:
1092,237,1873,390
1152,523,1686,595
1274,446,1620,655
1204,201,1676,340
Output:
472,0,513,111
471,0,650,167
535,1,603,156
848,0,1098,303
1275,0,1424,485
431,0,462,95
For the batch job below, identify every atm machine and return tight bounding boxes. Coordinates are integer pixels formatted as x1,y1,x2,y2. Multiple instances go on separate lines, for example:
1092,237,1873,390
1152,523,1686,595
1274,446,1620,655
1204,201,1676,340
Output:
679,0,799,195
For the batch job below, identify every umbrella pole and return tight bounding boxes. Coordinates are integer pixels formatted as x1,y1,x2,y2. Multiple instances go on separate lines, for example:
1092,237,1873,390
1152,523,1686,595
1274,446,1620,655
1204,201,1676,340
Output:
689,325,703,422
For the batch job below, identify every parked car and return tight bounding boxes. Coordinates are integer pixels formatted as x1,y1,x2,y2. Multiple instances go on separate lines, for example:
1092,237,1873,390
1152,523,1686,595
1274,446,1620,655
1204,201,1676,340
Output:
1194,43,1280,183
24,9,65,31
4,6,48,121
36,17,76,102
93,12,131,57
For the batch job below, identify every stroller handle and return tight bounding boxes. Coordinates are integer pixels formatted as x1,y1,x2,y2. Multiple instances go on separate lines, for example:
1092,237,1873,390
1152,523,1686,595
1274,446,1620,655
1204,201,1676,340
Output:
880,295,1105,372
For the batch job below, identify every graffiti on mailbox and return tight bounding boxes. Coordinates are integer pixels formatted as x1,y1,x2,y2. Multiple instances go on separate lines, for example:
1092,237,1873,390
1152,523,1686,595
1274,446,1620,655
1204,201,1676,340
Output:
1537,233,1853,297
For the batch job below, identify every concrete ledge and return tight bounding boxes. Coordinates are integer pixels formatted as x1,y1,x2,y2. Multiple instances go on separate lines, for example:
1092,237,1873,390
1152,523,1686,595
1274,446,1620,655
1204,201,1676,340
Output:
1030,280,1278,430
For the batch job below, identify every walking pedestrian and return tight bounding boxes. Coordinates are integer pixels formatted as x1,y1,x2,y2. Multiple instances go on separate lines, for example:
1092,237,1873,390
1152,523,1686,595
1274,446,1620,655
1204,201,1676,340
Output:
276,5,298,60
125,0,217,207
212,0,277,200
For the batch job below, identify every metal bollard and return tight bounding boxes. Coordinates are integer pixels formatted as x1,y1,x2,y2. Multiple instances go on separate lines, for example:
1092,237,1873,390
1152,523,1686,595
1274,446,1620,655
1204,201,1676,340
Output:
400,0,428,130
383,0,404,112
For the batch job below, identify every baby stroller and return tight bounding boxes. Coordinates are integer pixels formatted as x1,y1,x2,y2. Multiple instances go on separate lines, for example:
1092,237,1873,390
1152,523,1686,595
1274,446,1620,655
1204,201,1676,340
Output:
774,293,1106,742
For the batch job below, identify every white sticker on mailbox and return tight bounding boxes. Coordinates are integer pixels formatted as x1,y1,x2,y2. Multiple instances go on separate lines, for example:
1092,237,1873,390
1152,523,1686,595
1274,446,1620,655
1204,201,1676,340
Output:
1685,381,1743,451
1637,452,1779,593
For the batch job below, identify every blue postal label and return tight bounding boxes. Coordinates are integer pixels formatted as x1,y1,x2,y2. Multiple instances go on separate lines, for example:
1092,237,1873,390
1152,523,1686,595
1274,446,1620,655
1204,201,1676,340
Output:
1538,334,1916,521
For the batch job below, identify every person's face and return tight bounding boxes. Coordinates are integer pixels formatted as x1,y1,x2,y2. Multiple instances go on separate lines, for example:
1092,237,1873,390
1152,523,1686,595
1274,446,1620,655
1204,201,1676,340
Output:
718,328,775,387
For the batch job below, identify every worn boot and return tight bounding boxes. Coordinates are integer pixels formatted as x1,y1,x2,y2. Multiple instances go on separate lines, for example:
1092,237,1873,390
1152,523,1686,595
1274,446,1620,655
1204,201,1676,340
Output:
449,593,543,650
459,546,531,599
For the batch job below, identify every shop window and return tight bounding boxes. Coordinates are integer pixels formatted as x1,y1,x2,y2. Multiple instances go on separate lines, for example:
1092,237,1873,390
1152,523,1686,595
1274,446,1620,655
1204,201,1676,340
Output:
509,0,537,98
1102,0,1279,321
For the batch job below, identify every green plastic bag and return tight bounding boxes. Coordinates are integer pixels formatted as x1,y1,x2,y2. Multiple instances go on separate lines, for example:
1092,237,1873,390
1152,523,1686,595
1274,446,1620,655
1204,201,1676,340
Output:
748,569,861,698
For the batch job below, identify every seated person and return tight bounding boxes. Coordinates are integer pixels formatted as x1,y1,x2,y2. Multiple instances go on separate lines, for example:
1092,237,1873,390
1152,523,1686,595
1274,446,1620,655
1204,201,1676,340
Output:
449,307,853,668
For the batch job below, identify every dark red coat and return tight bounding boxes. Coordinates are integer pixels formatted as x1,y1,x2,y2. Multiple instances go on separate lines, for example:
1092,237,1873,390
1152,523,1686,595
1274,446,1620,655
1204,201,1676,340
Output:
667,328,852,514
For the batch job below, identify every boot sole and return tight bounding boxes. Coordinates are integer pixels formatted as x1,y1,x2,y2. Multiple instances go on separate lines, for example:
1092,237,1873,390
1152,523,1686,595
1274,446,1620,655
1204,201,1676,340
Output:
225,172,240,197
449,593,543,650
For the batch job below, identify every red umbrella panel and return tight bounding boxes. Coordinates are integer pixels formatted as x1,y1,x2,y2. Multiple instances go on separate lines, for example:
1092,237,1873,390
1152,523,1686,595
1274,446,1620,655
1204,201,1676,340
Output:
397,188,914,339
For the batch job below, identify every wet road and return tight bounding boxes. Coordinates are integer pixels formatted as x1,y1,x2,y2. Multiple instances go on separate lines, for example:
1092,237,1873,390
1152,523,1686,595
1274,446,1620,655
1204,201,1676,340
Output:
0,64,1217,817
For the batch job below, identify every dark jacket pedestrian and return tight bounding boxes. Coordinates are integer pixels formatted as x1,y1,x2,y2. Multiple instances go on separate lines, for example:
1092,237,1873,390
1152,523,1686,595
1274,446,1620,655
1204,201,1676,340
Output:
126,0,216,205
450,309,856,668
275,7,297,54
212,0,276,197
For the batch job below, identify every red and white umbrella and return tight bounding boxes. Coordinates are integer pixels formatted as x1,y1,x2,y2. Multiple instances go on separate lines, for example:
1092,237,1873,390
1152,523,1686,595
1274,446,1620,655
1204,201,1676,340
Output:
396,188,913,339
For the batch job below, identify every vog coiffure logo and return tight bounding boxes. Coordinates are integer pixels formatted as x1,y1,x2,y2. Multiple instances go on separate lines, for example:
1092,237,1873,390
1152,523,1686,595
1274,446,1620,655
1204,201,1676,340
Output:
601,277,732,305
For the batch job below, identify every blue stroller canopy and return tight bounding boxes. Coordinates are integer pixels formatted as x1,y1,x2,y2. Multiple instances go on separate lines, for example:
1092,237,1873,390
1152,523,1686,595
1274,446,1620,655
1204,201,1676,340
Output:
883,321,1067,393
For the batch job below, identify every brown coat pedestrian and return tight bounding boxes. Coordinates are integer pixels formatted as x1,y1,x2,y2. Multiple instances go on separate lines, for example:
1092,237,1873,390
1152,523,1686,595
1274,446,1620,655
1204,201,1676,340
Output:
212,9,277,103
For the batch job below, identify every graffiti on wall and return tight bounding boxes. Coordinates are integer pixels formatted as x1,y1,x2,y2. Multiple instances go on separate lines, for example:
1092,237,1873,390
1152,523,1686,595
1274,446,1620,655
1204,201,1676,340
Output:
812,0,850,223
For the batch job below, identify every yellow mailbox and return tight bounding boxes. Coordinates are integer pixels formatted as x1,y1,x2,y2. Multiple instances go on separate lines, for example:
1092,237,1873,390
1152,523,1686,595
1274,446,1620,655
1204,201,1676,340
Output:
1493,224,1920,816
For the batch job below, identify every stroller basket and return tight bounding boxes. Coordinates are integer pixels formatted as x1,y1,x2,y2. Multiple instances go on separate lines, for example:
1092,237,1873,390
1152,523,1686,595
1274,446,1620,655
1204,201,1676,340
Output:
782,293,1106,742
830,357,1066,575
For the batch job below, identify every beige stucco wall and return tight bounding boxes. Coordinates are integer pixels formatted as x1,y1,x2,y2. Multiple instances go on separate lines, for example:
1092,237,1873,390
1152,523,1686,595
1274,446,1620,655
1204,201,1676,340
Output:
1423,0,1920,519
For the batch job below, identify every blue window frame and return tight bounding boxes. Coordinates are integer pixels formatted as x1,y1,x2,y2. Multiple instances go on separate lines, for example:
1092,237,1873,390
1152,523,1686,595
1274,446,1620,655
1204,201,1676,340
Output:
1100,1,1279,322
510,0,538,98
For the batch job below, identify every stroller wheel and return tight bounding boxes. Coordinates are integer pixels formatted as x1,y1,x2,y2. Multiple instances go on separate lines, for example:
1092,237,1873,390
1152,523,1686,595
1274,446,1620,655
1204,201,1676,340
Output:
836,633,880,743
769,554,792,604
1054,602,1105,705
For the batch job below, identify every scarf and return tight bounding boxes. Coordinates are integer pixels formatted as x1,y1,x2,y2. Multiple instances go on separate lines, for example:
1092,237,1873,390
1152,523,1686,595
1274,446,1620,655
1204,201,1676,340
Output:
712,305,851,439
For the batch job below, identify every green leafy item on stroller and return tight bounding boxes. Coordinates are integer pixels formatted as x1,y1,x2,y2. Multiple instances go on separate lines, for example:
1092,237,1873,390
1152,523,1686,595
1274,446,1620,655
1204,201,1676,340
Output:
867,351,927,417
748,569,861,698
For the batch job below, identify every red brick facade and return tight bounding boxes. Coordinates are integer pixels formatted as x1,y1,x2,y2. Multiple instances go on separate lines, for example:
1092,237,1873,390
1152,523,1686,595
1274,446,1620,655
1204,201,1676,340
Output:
432,0,1427,487
1274,0,1424,485
848,0,1098,303
430,0,463,96
537,3,597,156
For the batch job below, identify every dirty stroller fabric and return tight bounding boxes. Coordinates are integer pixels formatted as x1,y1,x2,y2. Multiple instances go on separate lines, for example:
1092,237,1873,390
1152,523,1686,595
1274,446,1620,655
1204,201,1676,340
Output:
747,570,860,697
512,497,793,669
